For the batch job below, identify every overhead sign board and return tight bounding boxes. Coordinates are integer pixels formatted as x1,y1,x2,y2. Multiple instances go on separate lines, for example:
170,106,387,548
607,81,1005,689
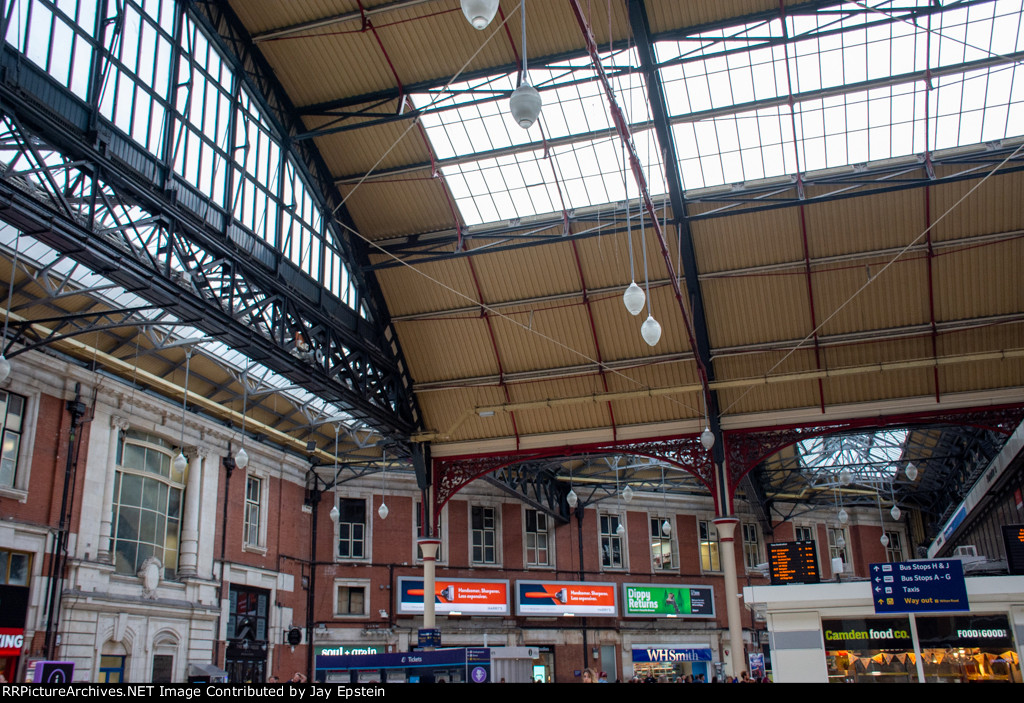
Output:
870,560,969,613
397,577,509,615
768,540,820,585
622,584,715,618
515,580,617,616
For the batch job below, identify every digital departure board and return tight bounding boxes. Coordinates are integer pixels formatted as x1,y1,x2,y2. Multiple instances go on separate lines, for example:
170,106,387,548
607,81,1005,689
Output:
768,540,820,585
1002,524,1024,575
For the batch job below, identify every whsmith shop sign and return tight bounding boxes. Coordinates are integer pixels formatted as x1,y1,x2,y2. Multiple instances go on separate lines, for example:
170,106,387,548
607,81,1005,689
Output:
622,584,715,618
822,618,913,649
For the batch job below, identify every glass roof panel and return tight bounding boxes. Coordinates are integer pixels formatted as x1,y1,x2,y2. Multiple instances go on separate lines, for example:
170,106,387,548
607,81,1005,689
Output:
412,47,660,225
797,429,908,481
656,0,1024,191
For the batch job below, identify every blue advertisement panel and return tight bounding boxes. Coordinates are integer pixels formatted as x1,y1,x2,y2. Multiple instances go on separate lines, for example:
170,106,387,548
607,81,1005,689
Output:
871,560,969,613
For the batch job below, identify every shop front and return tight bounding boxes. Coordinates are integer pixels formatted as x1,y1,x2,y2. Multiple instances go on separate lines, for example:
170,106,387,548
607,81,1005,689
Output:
630,644,713,681
822,614,1021,683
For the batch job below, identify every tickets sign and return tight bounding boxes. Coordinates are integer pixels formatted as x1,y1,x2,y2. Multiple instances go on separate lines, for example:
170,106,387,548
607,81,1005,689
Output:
622,584,715,618
397,577,509,615
515,580,617,616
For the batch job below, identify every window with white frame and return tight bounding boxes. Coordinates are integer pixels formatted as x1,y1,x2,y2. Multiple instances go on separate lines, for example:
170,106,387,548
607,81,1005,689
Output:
336,499,366,560
828,527,849,570
415,501,445,563
699,520,721,572
524,509,550,567
334,580,369,617
112,430,184,579
742,523,761,569
600,513,624,569
243,475,264,549
650,516,675,570
884,531,904,562
471,506,498,564
0,391,27,491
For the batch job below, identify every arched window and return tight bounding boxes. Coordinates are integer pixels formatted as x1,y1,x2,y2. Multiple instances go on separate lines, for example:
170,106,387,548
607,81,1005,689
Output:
111,431,185,580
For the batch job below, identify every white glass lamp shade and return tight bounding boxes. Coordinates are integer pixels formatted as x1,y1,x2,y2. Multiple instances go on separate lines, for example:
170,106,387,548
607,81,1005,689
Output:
235,446,249,469
623,281,645,316
329,504,339,522
700,427,715,450
661,519,671,536
461,0,499,29
880,533,889,547
890,505,901,521
510,83,542,129
0,356,10,383
173,451,188,473
566,488,578,508
836,535,846,550
641,315,662,346
839,469,853,486
616,522,625,537
622,485,634,503
837,507,849,525
905,464,919,481
378,502,389,520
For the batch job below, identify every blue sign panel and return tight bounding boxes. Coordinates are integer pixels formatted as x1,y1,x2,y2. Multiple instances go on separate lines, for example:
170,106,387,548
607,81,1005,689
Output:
631,647,713,662
870,560,969,613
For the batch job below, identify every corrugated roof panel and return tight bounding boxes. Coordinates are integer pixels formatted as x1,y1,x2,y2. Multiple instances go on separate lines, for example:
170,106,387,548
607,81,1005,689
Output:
488,302,598,374
692,207,804,273
313,115,432,179
934,238,1024,322
341,177,457,237
376,255,480,316
809,255,930,337
802,189,926,259
471,240,582,302
505,376,613,437
702,273,812,347
930,169,1024,241
394,316,498,382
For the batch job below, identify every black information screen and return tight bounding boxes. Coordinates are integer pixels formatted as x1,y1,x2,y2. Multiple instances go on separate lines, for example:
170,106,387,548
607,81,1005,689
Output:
768,540,820,585
1001,524,1024,575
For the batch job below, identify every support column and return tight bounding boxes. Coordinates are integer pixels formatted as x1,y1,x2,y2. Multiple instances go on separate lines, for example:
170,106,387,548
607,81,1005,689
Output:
98,415,130,564
417,538,441,637
714,516,744,679
178,446,204,577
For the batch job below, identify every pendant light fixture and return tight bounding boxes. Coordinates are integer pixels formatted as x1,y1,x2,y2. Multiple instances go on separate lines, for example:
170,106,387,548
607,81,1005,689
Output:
235,367,249,469
509,0,541,129
639,196,660,346
622,484,634,503
329,423,341,523
662,519,671,537
378,449,389,520
700,426,715,450
622,148,645,316
461,0,499,30
0,229,22,383
905,463,918,482
837,507,849,525
567,466,578,508
173,347,193,474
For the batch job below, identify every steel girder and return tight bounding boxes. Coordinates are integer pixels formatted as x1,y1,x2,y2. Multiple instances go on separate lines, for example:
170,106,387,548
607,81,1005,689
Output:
432,404,1024,523
0,25,418,438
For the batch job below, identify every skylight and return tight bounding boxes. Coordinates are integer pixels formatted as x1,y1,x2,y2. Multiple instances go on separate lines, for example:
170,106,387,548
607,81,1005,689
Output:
797,430,909,481
414,0,1024,227
413,47,666,227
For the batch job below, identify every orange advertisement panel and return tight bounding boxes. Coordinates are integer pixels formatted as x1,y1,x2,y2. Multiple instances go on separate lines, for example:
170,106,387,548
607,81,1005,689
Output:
515,580,617,616
397,577,510,615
